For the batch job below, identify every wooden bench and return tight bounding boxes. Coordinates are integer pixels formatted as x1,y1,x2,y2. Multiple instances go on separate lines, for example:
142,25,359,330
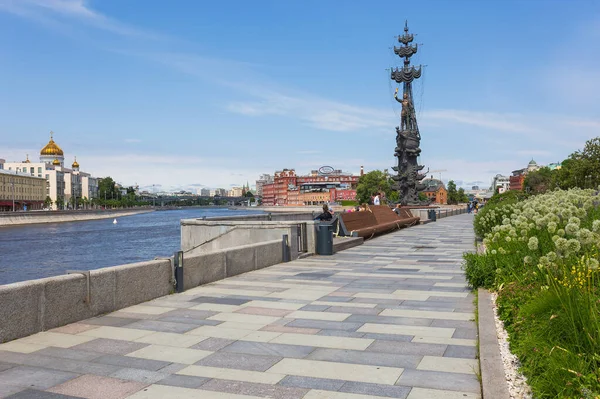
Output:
338,205,419,239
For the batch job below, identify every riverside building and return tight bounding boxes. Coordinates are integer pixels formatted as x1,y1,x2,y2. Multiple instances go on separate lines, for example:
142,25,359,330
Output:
0,168,46,211
2,132,99,210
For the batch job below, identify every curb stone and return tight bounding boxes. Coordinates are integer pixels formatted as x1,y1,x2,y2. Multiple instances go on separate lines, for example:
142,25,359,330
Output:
478,288,510,399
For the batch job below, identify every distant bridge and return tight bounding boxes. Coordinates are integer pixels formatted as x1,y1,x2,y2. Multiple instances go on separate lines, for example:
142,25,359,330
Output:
138,195,252,207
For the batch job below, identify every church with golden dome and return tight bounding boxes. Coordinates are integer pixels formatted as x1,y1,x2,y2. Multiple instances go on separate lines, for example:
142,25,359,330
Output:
0,131,99,210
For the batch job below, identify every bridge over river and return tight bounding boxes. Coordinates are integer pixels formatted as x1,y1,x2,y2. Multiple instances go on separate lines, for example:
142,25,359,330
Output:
0,213,483,398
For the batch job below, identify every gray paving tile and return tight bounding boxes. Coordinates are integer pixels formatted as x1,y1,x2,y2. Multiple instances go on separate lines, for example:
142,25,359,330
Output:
0,366,78,390
0,351,121,377
316,330,365,338
0,383,24,398
444,345,477,359
278,375,346,391
122,320,198,333
82,316,136,327
156,374,210,388
325,306,382,315
201,379,309,399
71,338,149,355
430,319,476,329
367,340,447,356
158,309,217,320
299,305,329,311
4,389,82,399
32,347,103,362
307,348,421,368
191,296,250,305
345,314,432,327
93,354,171,371
340,381,411,398
0,362,15,372
109,368,169,384
196,352,282,372
157,317,222,326
452,327,478,339
190,338,235,352
316,296,352,302
220,341,315,359
362,333,414,342
285,319,363,331
396,368,481,393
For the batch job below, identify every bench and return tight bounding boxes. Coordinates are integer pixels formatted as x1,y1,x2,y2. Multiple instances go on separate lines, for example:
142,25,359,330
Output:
338,205,419,239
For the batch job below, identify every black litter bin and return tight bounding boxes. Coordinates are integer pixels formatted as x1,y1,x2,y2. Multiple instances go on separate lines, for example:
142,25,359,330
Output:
316,223,334,255
428,209,437,222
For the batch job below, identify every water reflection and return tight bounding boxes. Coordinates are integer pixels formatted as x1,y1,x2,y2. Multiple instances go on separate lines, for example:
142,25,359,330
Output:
0,208,262,285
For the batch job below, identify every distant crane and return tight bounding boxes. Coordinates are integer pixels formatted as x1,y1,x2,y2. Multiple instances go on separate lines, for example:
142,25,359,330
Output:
429,169,448,181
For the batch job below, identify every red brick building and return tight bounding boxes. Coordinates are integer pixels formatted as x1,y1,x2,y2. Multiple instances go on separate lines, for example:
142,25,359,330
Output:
509,169,527,191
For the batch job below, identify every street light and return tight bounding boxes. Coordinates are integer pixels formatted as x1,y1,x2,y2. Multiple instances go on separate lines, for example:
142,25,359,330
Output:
11,176,15,212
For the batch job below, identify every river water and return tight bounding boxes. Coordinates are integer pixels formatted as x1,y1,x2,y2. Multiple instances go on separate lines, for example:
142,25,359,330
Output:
0,208,264,285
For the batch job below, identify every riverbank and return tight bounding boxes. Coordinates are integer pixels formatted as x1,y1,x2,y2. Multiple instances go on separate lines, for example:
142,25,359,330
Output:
0,208,154,227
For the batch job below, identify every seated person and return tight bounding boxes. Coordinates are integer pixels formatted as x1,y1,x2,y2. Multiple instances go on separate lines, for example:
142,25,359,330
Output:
393,204,402,216
315,204,333,221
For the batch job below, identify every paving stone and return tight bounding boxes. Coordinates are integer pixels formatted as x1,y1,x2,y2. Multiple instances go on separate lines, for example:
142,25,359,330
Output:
285,319,363,332
157,317,222,326
82,317,136,327
0,383,24,397
316,296,352,302
0,362,15,372
47,374,147,399
367,340,447,356
396,369,481,393
221,341,315,359
310,347,422,368
32,347,103,362
190,338,235,352
196,351,282,372
156,374,209,388
325,306,382,315
346,314,433,327
278,375,346,391
316,330,365,338
0,352,121,377
298,305,330,312
444,345,478,359
200,378,309,399
70,339,148,355
191,296,250,305
93,354,171,371
122,320,198,334
109,368,169,384
452,327,478,340
157,309,218,320
339,381,412,398
4,390,83,399
430,319,476,329
361,333,413,342
0,366,78,390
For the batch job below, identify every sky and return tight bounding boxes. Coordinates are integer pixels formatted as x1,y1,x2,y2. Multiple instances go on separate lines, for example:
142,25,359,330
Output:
0,0,599,192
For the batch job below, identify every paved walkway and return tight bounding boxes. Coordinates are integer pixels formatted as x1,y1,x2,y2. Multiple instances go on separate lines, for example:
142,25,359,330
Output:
0,213,478,399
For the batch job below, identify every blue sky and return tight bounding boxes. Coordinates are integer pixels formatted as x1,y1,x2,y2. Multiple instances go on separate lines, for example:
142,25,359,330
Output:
1,0,599,191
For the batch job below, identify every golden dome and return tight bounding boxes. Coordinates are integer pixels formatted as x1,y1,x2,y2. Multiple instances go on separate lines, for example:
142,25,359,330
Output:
40,131,64,156
52,158,61,166
72,157,79,169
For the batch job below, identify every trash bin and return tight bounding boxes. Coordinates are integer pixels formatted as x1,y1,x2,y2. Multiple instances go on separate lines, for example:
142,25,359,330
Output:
316,223,334,255
428,209,437,222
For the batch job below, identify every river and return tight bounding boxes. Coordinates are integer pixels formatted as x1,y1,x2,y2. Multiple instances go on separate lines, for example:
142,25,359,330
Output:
0,208,264,285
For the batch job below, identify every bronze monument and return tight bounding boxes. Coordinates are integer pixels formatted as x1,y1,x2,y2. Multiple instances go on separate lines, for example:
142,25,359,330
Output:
391,22,428,205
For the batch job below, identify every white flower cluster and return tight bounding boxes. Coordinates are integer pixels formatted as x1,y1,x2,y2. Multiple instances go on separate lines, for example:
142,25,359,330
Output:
478,189,600,267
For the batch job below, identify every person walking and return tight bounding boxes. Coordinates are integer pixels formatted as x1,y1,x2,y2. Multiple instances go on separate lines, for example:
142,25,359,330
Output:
373,192,381,206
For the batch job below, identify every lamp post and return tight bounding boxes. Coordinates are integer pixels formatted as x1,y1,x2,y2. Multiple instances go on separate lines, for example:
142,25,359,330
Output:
11,176,15,212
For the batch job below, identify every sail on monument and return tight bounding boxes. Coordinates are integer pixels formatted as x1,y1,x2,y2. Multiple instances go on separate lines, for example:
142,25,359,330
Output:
390,21,428,205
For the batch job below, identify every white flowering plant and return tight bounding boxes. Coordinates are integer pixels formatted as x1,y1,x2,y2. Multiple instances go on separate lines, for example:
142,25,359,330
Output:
464,188,600,398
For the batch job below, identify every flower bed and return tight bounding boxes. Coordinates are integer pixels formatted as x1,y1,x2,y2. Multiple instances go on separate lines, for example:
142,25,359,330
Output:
464,189,600,398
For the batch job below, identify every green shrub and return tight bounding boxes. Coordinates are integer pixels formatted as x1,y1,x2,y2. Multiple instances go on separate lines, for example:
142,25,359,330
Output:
463,252,496,289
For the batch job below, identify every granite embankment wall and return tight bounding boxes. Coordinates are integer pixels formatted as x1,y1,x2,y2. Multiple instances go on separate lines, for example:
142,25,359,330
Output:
0,238,286,343
0,209,153,226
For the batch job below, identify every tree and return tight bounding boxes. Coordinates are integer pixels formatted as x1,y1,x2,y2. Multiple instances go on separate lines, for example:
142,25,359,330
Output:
552,137,600,190
447,180,459,204
244,191,255,198
355,170,392,204
55,197,65,210
44,196,52,209
98,177,117,202
457,188,469,203
523,167,553,194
